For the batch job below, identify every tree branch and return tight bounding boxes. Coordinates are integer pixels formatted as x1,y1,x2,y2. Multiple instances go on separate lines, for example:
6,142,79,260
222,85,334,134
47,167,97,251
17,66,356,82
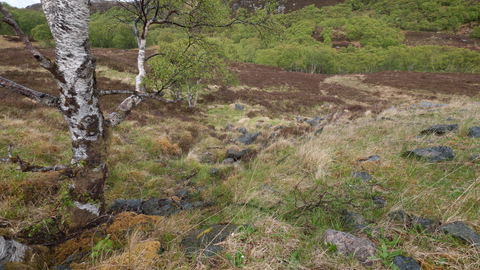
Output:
0,3,65,83
1,145,68,173
0,76,60,109
97,89,183,104
145,52,166,61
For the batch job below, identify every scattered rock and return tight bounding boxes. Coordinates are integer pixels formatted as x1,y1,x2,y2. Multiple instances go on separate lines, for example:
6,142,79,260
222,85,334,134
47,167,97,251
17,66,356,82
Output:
237,132,261,145
468,127,480,138
210,168,218,175
372,196,386,207
404,146,455,163
222,158,234,164
237,127,247,134
274,125,285,131
393,255,421,270
441,221,480,247
411,102,448,109
342,211,367,231
470,154,480,161
420,124,458,135
265,124,272,128
175,189,189,199
412,216,438,230
141,197,161,216
359,155,380,162
226,149,236,159
295,116,303,122
235,104,244,111
389,210,411,225
225,124,233,131
181,224,240,258
314,127,324,136
110,199,142,212
0,236,29,269
314,116,324,122
226,149,251,161
446,118,456,121
351,171,373,183
269,132,279,140
323,229,376,265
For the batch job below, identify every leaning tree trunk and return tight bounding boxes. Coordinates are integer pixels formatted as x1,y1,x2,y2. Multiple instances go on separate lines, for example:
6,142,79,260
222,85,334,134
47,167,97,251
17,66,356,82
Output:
43,0,111,232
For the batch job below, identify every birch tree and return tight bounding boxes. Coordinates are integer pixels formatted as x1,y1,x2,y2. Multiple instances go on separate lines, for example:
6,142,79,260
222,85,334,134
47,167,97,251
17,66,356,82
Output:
0,0,279,232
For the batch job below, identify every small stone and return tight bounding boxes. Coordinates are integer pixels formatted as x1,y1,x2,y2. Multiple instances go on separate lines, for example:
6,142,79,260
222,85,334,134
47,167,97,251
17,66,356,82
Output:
389,210,411,224
359,155,380,162
225,123,233,130
265,124,272,128
180,201,193,210
235,104,244,111
210,168,218,175
412,216,438,230
234,149,251,160
256,124,262,128
441,221,480,247
237,132,261,145
468,127,480,138
237,127,247,134
193,201,203,207
175,189,189,199
314,116,324,122
393,255,421,270
269,132,279,140
404,146,455,163
446,118,456,121
351,171,373,183
305,118,315,126
323,229,376,265
342,211,367,231
226,149,236,159
372,196,386,207
110,199,142,212
274,125,285,131
295,116,304,122
314,127,324,135
222,158,234,164
420,124,458,135
470,154,480,161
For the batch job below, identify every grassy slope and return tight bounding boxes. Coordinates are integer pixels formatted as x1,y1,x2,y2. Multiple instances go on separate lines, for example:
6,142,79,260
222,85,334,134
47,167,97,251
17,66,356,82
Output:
1,35,480,269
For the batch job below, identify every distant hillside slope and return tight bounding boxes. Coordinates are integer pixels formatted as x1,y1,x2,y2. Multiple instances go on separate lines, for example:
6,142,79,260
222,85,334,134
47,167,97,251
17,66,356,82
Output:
230,0,344,13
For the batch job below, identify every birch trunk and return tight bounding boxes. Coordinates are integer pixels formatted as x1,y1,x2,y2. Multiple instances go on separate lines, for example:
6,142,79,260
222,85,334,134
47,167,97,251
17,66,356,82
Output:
42,0,111,232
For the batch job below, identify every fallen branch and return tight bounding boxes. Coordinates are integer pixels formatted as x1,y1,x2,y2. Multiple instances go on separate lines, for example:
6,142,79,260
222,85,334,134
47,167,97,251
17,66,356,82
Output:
1,145,68,173
276,154,290,166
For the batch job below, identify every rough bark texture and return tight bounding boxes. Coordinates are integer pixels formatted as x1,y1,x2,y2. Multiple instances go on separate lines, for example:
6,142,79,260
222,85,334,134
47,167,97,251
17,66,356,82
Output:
41,0,110,232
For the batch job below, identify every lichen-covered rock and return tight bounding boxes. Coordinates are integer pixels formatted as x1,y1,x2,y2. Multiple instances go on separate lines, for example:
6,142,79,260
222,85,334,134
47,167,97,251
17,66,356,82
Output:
323,229,376,265
468,126,480,138
0,237,28,269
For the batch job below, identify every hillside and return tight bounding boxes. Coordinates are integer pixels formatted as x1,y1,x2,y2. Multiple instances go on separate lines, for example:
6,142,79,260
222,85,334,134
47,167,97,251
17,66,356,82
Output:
1,33,480,269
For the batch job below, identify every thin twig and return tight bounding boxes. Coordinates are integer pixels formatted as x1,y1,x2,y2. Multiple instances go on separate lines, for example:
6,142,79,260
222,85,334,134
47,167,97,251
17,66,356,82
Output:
276,154,290,166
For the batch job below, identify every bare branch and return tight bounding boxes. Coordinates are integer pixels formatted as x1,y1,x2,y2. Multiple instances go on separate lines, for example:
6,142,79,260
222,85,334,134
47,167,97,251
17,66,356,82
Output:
0,3,65,83
1,145,68,173
97,89,183,104
105,94,144,128
0,76,60,109
145,52,166,61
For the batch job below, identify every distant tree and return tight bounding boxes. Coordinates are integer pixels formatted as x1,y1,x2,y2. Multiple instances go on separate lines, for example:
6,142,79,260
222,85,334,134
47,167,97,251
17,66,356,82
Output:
0,0,279,232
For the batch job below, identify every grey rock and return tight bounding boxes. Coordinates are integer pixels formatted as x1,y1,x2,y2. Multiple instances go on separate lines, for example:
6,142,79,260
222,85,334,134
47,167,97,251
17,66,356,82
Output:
222,158,234,164
193,201,203,207
412,216,438,230
459,109,469,111
323,229,376,265
274,125,285,131
389,210,411,224
237,132,262,145
468,126,480,138
420,124,458,135
441,221,480,247
181,224,239,258
181,201,193,210
295,116,304,122
141,196,160,215
372,196,386,207
235,104,244,111
110,199,142,212
269,132,279,140
404,146,454,163
314,127,324,136
225,123,233,131
342,211,367,231
411,102,448,109
470,154,480,161
446,118,456,121
265,124,272,128
351,171,373,183
305,118,315,126
210,168,218,175
393,255,421,270
234,149,251,160
175,189,189,199
53,265,73,270
359,155,380,162
314,116,324,122
231,3,239,10
237,127,247,134
0,236,29,268
226,149,236,159
256,124,262,128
